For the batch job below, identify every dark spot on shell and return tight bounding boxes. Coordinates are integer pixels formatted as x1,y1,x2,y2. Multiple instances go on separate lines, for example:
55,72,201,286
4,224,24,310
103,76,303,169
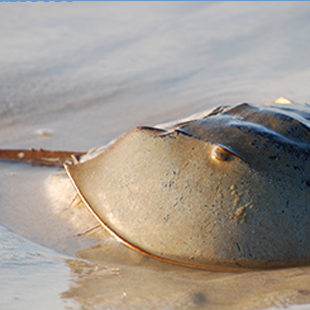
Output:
293,165,302,171
235,242,241,252
306,180,310,187
298,290,310,296
192,292,207,306
269,155,278,160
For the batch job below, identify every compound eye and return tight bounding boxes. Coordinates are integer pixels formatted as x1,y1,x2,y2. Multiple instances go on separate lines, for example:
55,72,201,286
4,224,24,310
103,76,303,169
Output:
211,146,235,162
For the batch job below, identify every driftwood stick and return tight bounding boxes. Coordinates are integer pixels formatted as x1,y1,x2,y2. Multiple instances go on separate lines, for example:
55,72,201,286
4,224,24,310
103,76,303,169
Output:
0,148,86,166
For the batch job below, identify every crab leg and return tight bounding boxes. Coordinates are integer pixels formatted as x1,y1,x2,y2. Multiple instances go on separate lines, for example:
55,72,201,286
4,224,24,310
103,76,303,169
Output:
0,148,86,166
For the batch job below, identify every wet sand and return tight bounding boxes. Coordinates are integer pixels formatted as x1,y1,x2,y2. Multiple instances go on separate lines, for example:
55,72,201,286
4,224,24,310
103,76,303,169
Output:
1,2,310,309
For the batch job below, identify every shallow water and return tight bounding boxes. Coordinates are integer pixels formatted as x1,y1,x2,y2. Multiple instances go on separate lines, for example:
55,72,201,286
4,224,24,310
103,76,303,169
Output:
0,225,76,310
1,2,310,309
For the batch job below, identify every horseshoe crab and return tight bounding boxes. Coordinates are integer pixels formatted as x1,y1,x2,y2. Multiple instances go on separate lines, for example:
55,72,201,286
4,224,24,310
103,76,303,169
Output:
1,98,310,270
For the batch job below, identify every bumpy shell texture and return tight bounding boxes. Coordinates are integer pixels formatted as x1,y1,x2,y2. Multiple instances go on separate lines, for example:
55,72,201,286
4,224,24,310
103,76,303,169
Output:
65,101,310,270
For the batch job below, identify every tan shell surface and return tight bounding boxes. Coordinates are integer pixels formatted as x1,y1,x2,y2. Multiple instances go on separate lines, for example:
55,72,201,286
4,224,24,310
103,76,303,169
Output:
66,102,310,269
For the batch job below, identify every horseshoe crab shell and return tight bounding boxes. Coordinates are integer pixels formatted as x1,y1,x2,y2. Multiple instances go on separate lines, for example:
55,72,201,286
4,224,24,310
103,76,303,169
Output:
65,99,310,270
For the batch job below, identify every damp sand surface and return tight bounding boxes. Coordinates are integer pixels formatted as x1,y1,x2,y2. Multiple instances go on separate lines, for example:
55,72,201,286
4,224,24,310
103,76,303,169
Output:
1,3,310,309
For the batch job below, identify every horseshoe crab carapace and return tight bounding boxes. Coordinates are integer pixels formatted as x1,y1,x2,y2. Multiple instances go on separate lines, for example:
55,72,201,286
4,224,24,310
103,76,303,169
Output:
2,98,310,270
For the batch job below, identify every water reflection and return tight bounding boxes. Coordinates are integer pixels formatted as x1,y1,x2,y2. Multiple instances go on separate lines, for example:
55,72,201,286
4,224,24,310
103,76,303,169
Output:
62,242,310,309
